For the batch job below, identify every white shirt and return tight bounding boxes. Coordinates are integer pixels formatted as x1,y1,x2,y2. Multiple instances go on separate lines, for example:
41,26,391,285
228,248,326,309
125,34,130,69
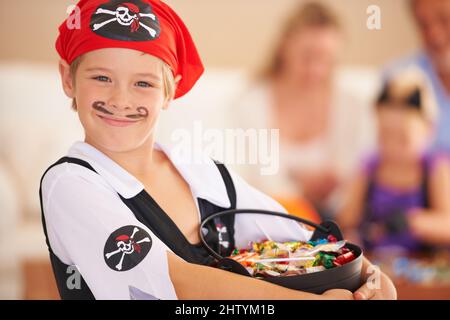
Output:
41,141,312,300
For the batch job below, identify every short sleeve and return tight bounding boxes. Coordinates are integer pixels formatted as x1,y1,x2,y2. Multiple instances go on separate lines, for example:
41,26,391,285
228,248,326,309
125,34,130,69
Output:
228,167,314,249
41,163,178,300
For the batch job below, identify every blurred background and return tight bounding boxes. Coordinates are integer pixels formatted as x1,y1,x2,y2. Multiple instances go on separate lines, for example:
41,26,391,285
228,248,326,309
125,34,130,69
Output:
1,0,449,299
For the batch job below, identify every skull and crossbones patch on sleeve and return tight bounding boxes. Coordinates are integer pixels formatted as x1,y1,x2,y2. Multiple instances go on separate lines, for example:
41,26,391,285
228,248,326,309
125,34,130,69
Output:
90,0,160,41
104,225,152,271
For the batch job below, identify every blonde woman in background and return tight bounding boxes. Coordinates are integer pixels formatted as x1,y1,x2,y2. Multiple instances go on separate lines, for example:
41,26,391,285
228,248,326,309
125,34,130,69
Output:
232,2,375,221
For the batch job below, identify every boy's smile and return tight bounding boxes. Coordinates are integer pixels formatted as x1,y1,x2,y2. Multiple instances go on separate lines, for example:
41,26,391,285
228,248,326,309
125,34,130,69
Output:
96,113,140,128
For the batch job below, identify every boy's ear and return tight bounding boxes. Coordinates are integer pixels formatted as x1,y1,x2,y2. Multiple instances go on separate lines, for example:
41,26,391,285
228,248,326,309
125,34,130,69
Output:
58,59,75,99
162,75,182,110
174,74,182,85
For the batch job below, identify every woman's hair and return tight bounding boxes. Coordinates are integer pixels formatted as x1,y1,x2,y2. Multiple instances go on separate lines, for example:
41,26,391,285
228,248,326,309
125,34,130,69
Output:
258,1,340,80
375,67,438,123
69,55,176,110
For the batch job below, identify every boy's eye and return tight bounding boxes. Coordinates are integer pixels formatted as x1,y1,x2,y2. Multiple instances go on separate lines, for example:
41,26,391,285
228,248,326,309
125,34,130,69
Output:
93,76,111,82
136,81,152,88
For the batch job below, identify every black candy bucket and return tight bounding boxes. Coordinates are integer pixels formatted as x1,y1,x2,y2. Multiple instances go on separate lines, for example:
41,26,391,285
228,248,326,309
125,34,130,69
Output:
199,209,363,294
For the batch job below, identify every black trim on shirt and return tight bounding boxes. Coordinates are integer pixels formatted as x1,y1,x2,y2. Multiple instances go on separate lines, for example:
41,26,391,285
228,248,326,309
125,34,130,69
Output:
39,156,237,300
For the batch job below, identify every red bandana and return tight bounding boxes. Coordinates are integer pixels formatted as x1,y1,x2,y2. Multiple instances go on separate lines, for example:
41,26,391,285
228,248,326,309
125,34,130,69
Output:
56,0,204,99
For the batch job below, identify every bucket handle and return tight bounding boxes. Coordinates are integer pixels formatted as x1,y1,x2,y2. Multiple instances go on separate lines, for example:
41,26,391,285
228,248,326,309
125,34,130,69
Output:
199,209,336,261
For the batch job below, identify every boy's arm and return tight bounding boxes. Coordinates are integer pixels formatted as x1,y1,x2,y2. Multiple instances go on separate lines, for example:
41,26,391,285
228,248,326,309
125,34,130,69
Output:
167,252,354,300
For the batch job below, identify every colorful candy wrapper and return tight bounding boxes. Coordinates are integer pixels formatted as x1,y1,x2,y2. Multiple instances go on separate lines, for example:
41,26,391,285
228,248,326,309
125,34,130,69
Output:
228,238,355,278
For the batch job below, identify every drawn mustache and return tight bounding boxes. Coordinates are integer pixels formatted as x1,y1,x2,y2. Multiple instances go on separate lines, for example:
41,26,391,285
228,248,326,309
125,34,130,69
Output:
126,107,149,119
92,101,113,115
92,101,149,119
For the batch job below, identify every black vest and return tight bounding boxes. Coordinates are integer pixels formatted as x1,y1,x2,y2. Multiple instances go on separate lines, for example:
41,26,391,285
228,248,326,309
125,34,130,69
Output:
39,157,237,300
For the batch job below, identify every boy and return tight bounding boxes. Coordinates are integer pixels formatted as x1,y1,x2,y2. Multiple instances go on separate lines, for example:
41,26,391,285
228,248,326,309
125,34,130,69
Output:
40,0,396,300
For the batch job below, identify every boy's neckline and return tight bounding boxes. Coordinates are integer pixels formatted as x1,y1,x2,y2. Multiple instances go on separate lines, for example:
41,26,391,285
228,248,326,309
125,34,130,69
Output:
67,140,232,208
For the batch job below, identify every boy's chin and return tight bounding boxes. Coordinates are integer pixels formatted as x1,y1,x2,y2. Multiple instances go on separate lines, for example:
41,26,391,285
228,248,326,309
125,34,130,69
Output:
91,136,149,154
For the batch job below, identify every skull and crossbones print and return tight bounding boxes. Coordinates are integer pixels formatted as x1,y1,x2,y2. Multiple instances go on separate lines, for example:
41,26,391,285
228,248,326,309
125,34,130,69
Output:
104,225,152,271
91,1,160,40
216,224,230,250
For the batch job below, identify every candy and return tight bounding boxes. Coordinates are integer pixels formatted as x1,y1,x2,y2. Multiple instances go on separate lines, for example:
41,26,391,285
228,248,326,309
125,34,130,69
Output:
227,238,356,279
341,247,351,254
334,252,355,266
308,238,328,246
327,235,338,243
261,270,281,277
230,252,259,267
305,240,347,257
320,253,337,269
306,266,326,273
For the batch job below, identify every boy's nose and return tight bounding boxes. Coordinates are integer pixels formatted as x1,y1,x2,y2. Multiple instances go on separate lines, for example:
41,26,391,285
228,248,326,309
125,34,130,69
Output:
108,89,133,112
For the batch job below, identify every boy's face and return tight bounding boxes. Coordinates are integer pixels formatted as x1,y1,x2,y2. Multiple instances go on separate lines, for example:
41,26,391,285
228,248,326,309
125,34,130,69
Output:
377,107,431,164
60,48,169,153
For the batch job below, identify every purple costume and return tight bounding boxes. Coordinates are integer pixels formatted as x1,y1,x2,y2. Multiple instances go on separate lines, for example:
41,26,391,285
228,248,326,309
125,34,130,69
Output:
359,154,436,253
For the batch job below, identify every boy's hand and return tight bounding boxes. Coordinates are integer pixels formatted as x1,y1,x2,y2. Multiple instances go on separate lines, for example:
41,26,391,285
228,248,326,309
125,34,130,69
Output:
322,289,354,300
354,272,397,300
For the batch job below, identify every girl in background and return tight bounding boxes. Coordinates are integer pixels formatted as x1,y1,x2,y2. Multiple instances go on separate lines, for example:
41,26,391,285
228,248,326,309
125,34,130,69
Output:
338,69,450,254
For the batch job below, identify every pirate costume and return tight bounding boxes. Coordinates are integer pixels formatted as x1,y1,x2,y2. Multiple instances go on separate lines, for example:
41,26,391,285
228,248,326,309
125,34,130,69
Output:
41,0,312,300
